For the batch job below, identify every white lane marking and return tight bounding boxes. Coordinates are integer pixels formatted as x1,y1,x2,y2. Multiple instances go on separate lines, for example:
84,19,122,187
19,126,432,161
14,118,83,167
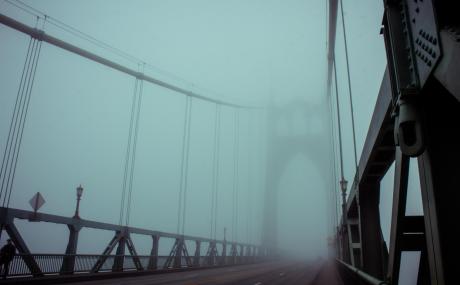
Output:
279,272,286,277
254,282,263,285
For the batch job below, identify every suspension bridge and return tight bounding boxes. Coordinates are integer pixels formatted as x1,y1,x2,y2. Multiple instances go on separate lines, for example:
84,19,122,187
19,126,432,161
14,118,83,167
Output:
0,0,459,284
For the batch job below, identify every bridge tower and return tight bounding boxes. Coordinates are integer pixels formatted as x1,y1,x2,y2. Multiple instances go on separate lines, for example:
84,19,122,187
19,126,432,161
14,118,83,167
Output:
261,99,336,253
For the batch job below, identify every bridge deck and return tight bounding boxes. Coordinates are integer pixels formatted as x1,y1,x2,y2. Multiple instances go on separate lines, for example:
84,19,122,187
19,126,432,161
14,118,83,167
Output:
1,260,342,285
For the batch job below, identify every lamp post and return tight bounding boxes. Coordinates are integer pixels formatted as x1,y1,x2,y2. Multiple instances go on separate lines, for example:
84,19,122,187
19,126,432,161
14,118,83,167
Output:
339,178,348,225
339,178,348,260
74,184,83,219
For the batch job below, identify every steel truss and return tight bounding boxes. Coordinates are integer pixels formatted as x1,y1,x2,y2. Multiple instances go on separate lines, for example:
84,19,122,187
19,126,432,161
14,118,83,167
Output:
335,1,460,284
0,207,265,276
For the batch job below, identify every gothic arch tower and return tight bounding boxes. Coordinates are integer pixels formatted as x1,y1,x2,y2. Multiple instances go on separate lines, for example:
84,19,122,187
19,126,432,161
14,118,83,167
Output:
262,99,335,252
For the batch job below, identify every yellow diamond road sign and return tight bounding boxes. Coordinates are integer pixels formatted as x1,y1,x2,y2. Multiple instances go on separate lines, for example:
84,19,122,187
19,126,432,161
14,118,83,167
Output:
29,192,45,212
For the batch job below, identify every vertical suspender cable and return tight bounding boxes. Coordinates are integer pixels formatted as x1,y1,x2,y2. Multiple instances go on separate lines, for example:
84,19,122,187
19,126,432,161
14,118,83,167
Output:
232,110,240,242
214,105,221,240
125,79,144,226
181,98,192,235
339,0,358,170
334,59,345,184
0,37,33,201
5,38,42,208
256,110,264,244
329,67,340,229
1,25,42,208
209,106,216,239
177,96,192,235
210,104,221,240
119,78,139,225
246,111,252,244
177,97,189,234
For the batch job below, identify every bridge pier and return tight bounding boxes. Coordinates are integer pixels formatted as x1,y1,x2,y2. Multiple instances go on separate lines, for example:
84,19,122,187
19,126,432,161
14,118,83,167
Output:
245,245,251,263
147,235,159,270
230,243,237,265
193,240,201,266
205,240,217,266
360,183,388,279
238,244,244,264
91,230,124,273
221,240,227,265
112,233,126,272
0,218,43,277
60,224,81,274
164,237,192,269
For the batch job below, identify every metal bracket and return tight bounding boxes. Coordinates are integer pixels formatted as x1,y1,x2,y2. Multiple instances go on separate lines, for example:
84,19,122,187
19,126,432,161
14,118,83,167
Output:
406,0,442,86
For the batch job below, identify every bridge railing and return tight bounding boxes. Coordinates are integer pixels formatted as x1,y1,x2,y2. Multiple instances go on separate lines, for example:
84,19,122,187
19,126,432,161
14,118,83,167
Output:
0,206,267,278
6,253,264,277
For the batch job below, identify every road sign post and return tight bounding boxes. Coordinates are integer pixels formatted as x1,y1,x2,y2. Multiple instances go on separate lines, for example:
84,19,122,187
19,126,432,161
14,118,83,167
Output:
29,192,45,220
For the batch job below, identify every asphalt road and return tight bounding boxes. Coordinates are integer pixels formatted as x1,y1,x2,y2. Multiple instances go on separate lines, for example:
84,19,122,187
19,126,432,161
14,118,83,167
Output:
61,261,326,285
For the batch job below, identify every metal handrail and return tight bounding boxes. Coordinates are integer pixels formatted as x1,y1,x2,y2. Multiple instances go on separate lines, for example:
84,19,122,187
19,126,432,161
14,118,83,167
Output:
4,253,262,277
336,259,389,285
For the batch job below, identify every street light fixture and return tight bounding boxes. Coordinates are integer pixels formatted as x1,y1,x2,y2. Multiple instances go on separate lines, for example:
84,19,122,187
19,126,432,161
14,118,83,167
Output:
74,184,84,219
340,178,348,194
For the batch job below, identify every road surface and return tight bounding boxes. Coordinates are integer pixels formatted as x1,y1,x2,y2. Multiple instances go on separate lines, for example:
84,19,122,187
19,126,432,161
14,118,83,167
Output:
60,260,341,285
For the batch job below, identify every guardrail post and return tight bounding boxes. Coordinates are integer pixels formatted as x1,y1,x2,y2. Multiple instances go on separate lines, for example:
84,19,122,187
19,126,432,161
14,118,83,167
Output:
174,238,183,268
60,224,81,274
126,234,144,271
112,230,127,272
230,243,237,264
147,235,159,270
221,240,226,265
359,182,387,279
193,240,201,266
245,245,251,263
239,244,244,264
91,231,122,273
3,220,43,277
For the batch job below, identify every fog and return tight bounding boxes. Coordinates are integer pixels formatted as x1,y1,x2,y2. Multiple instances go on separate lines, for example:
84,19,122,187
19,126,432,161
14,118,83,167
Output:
0,0,410,262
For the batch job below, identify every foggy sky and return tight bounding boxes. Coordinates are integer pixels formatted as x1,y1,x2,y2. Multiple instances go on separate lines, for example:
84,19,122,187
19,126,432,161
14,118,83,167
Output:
0,0,421,262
